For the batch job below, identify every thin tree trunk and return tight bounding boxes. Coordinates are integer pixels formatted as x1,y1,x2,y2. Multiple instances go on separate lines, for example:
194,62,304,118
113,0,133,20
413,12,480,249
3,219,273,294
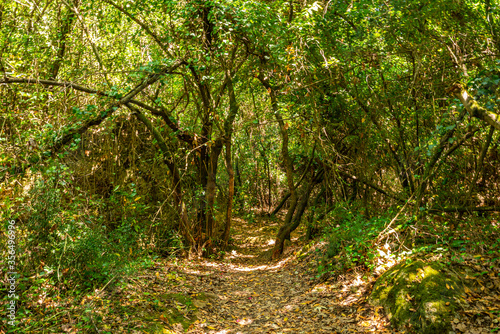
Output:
306,186,325,240
49,0,78,80
267,157,272,210
235,158,242,204
469,126,494,200
427,206,500,213
271,192,291,216
130,107,194,245
205,143,223,240
223,141,234,247
258,142,273,211
269,145,315,216
415,106,467,208
222,70,240,247
274,169,324,255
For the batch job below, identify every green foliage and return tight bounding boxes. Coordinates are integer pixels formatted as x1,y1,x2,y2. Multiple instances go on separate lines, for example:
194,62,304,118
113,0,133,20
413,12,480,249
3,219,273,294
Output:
1,0,500,314
319,205,401,275
6,167,152,291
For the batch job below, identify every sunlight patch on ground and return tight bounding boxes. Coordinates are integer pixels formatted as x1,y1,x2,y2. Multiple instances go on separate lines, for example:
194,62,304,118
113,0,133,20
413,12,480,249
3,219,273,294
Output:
338,274,369,306
228,250,256,259
228,257,291,272
201,261,223,268
351,274,365,287
235,318,253,325
229,264,269,272
183,268,202,275
193,259,282,273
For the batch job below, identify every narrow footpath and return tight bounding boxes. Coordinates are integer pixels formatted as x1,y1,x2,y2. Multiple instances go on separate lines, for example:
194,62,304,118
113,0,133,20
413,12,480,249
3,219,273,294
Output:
102,216,398,334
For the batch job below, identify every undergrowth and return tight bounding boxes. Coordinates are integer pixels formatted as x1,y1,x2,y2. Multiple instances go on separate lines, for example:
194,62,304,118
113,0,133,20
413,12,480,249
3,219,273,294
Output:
0,164,186,332
317,203,500,279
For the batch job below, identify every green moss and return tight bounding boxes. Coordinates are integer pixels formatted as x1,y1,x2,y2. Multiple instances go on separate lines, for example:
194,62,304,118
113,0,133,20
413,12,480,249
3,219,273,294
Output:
370,260,465,333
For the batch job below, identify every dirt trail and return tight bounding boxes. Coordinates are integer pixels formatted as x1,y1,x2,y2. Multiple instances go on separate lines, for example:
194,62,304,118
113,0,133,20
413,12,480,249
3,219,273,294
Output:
154,217,395,334
22,216,500,333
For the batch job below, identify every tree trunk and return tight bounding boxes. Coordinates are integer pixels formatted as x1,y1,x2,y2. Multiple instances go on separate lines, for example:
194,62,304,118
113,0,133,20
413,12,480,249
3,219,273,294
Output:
469,126,494,201
50,0,78,80
414,106,467,208
271,192,291,216
223,141,234,247
269,148,314,216
273,169,324,257
235,158,242,205
306,186,325,240
222,70,240,247
270,90,298,257
205,143,223,240
131,108,194,245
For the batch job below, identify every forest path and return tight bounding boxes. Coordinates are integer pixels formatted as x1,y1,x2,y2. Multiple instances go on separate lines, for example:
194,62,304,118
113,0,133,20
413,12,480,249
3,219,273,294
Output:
149,216,396,334
22,215,399,334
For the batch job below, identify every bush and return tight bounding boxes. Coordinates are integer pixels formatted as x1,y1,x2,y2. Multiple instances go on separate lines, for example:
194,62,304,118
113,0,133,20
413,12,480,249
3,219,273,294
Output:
322,206,398,272
13,172,143,290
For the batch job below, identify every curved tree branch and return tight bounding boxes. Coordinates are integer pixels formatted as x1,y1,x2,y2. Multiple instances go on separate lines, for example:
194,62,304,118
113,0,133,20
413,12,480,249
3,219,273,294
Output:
449,83,500,131
0,60,184,169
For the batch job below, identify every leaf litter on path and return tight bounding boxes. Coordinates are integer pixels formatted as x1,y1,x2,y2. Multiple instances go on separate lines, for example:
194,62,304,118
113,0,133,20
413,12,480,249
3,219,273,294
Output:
18,216,396,333
140,217,397,334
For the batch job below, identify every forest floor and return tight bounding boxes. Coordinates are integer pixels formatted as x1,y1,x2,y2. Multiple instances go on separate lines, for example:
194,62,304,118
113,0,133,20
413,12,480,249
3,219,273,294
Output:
77,216,395,334
15,215,500,333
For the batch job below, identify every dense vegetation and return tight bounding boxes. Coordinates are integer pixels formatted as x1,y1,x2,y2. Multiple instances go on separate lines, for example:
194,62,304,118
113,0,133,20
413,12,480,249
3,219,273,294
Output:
1,0,500,332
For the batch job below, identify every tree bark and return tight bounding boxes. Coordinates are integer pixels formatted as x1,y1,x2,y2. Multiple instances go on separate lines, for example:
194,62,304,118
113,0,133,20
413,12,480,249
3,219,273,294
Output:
336,170,405,203
468,126,495,201
205,142,223,240
223,141,234,247
235,158,242,201
273,169,324,256
427,206,500,213
414,106,467,208
269,146,315,216
222,71,240,247
257,72,298,257
271,192,291,216
306,186,325,240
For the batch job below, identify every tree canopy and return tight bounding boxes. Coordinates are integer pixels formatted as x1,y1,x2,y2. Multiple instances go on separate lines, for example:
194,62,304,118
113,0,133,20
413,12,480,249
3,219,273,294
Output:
2,0,500,331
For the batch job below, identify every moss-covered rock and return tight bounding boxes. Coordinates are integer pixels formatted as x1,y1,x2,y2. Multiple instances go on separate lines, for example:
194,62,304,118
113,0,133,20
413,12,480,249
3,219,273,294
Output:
370,260,466,333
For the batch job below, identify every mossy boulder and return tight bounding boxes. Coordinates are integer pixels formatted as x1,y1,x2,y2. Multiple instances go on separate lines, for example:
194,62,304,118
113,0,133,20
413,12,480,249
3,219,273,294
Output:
370,260,466,333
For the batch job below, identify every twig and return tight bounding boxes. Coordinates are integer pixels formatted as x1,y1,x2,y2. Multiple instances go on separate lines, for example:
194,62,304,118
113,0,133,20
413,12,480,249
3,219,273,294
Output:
90,311,102,333
96,275,117,297
376,194,415,243
24,310,66,331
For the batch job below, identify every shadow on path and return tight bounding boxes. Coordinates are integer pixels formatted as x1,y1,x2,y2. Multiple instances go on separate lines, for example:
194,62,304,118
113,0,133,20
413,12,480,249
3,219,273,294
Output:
153,216,397,334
